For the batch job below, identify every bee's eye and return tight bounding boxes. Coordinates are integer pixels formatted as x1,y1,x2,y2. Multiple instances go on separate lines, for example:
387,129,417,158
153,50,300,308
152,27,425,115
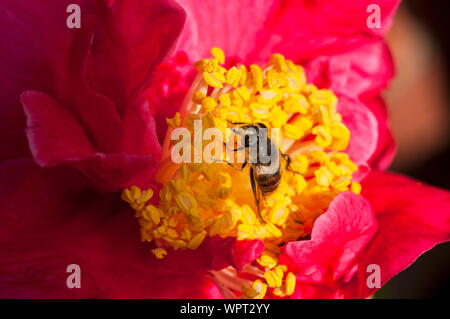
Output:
243,133,258,147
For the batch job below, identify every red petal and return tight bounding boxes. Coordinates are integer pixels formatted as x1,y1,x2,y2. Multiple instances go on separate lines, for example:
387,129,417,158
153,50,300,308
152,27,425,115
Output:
67,1,186,155
121,96,162,157
88,0,186,111
207,237,264,272
67,153,159,192
68,17,125,154
21,91,158,191
0,159,220,298
2,0,185,161
342,171,450,298
21,91,95,166
0,0,91,161
141,52,197,143
281,192,378,285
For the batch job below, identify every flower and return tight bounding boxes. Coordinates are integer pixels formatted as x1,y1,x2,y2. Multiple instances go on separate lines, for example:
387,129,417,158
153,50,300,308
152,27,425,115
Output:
123,49,363,298
0,0,449,299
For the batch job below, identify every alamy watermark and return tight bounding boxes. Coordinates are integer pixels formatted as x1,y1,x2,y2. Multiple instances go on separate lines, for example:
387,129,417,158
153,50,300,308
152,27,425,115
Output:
66,4,81,29
66,264,81,289
366,264,381,288
367,4,382,29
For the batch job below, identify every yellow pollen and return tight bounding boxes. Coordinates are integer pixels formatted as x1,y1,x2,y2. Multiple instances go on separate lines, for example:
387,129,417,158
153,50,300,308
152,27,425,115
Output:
211,47,225,65
122,49,361,299
243,279,267,299
201,97,218,113
166,112,181,129
203,72,224,89
152,247,167,259
249,64,263,91
351,181,362,194
264,269,283,288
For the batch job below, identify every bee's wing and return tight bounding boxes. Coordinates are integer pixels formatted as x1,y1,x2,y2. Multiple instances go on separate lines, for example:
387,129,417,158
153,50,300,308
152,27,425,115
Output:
249,167,261,209
250,166,268,222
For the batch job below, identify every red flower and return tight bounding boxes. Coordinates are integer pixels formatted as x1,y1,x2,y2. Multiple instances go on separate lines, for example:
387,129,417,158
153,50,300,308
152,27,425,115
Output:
0,0,448,298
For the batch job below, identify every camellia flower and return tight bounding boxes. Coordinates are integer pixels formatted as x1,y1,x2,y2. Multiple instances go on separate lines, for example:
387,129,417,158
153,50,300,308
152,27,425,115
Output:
0,0,449,299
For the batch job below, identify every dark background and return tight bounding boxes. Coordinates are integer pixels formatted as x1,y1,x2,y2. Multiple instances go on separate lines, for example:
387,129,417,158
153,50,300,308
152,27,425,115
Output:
375,0,450,298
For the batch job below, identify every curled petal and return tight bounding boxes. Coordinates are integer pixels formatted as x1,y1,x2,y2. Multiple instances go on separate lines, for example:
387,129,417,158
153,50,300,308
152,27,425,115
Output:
337,96,379,168
342,171,450,298
364,97,396,170
281,192,378,286
90,0,186,108
208,237,264,272
21,91,158,191
0,0,92,160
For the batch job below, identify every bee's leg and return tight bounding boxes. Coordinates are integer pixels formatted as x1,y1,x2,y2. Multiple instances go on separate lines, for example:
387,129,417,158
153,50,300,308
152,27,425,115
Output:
223,141,245,152
213,157,247,171
281,153,302,175
231,128,243,136
250,167,265,223
227,161,247,171
226,120,251,125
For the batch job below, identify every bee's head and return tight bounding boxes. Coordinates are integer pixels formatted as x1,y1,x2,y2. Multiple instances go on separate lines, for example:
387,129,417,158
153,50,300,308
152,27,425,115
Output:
231,123,268,148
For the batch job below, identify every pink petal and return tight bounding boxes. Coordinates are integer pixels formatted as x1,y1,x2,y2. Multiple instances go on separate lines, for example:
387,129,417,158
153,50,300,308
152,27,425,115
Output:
305,40,396,169
305,40,395,97
337,96,379,168
176,0,400,63
281,192,378,285
0,159,220,298
342,171,450,298
364,97,396,170
175,0,276,63
262,0,400,61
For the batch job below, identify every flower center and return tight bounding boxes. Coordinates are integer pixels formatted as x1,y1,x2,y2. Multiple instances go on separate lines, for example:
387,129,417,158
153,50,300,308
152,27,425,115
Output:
121,48,361,298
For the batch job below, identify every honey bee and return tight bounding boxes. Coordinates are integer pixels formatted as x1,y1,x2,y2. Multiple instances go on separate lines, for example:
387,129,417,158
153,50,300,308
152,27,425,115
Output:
224,122,300,222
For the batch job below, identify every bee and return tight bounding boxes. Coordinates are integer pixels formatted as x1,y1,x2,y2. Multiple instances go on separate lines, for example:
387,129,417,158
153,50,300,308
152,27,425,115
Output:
224,122,300,222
